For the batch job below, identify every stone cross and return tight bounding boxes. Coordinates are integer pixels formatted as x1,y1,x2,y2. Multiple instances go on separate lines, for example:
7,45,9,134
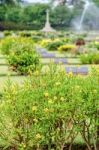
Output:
41,9,56,32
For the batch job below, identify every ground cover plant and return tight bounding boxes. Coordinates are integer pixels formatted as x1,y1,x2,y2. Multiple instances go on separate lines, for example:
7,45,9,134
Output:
0,66,99,150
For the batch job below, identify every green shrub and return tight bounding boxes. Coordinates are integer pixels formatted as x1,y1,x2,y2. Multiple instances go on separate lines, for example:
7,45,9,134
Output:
3,30,12,36
18,31,32,37
94,41,99,50
58,44,76,52
0,36,17,55
46,40,64,51
0,67,99,150
7,37,40,75
32,35,43,43
80,53,99,64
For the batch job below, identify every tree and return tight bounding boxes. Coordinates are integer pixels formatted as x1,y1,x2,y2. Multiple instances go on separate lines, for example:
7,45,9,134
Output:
0,0,22,5
50,5,74,29
22,3,49,28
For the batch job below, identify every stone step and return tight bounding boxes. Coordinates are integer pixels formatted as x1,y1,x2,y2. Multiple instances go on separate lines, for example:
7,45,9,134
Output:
41,58,81,65
0,65,17,76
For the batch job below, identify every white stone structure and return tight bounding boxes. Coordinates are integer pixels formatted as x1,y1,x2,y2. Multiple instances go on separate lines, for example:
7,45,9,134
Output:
41,10,56,32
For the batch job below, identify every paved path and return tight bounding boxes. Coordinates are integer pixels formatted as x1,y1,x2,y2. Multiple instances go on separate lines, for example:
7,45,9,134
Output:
36,46,90,74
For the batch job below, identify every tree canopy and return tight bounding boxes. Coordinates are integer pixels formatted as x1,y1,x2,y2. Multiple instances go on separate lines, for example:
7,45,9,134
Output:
0,0,99,30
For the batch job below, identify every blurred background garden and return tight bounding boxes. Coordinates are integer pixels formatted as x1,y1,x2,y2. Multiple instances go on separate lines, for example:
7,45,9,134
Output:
0,0,99,150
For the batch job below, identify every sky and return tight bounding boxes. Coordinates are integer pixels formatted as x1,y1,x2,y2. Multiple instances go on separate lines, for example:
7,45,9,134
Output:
26,0,49,3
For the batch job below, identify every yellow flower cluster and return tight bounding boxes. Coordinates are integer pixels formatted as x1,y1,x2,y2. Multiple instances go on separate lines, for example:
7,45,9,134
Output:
55,82,61,86
60,97,65,101
48,99,53,104
44,92,49,97
35,133,42,140
40,39,52,47
34,70,40,76
67,71,73,77
44,108,49,113
32,106,37,112
58,44,76,52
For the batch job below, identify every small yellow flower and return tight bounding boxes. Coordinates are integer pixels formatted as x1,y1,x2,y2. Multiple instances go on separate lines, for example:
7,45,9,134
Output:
93,90,97,93
44,92,49,97
60,97,65,101
11,85,17,94
32,106,37,112
44,108,49,113
21,143,26,148
75,85,80,89
68,71,73,77
24,118,28,123
28,69,32,75
57,127,60,131
34,70,39,76
33,118,38,123
54,96,57,100
35,133,42,139
55,82,61,86
48,99,53,104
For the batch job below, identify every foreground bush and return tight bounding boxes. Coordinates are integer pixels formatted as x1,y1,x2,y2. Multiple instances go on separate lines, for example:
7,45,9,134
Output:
0,67,99,150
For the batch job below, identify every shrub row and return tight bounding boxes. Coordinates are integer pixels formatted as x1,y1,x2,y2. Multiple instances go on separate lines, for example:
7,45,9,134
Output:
40,38,76,52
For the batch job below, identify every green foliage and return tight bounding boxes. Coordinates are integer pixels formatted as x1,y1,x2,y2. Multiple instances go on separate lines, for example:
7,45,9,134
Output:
0,36,17,55
51,5,74,28
0,37,40,74
0,67,99,150
58,44,76,52
0,6,6,21
22,3,49,28
5,7,22,23
3,30,12,36
46,40,64,51
8,37,40,74
0,0,21,5
80,53,99,64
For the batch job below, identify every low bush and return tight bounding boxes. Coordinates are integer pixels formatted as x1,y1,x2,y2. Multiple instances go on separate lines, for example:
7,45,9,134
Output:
8,37,40,75
80,53,99,64
3,30,12,36
46,40,64,51
0,67,99,150
40,39,52,47
58,44,76,52
18,31,32,37
0,36,40,74
94,41,99,50
0,36,18,55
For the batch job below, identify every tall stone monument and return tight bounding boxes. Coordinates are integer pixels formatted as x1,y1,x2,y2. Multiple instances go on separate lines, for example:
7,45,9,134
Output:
41,9,56,32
